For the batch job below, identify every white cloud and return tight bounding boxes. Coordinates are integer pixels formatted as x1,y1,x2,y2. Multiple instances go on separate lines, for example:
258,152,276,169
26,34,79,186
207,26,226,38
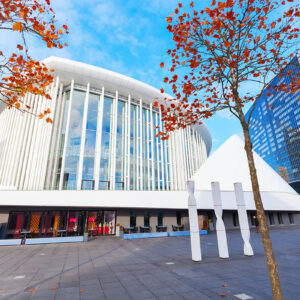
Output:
216,109,234,119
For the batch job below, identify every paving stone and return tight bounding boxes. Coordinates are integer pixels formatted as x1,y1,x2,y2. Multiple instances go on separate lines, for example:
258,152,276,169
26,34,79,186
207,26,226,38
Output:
0,228,299,299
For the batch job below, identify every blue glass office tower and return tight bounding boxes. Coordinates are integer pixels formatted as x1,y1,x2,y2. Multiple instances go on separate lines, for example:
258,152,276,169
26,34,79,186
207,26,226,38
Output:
245,55,300,193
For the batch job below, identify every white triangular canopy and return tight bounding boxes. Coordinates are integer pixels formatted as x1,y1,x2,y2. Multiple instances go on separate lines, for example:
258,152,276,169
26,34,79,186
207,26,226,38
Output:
192,134,297,194
191,135,300,211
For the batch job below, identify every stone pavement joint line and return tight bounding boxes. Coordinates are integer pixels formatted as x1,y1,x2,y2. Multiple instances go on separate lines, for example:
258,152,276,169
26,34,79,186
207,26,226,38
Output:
0,227,299,300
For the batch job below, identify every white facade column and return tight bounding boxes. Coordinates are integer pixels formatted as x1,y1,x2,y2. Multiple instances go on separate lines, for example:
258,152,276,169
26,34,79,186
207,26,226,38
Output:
15,93,35,188
59,80,74,190
126,95,131,190
146,109,151,190
50,90,66,189
1,108,18,186
180,129,187,186
163,135,169,190
135,102,140,190
77,83,90,190
35,81,58,189
169,132,176,190
139,99,143,190
159,110,165,190
174,130,182,189
234,182,254,256
154,113,160,190
149,104,155,190
45,81,64,189
22,94,44,189
28,93,48,189
211,181,229,259
6,93,29,187
110,91,118,190
0,108,10,183
187,180,202,261
123,98,128,190
188,128,194,175
94,87,104,190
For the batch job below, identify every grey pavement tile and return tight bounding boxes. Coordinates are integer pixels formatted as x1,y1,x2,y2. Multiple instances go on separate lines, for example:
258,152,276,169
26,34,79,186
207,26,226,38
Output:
159,295,185,300
152,287,177,297
181,291,214,300
0,228,299,300
128,290,155,300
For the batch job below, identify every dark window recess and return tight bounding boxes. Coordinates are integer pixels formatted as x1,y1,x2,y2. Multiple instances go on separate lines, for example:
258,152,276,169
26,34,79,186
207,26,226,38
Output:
269,213,275,225
157,211,163,226
130,211,136,228
277,213,283,225
144,212,150,227
232,212,239,227
288,213,294,224
176,211,182,225
250,212,256,226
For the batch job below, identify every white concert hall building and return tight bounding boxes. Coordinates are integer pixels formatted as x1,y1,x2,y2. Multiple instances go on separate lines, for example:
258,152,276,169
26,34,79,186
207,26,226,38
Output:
0,57,299,239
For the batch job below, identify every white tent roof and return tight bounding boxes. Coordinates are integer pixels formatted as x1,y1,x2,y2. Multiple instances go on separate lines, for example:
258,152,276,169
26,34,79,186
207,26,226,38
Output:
192,134,297,194
192,135,300,211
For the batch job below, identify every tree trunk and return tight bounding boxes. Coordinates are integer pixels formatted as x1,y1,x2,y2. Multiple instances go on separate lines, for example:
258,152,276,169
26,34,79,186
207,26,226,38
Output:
242,126,283,300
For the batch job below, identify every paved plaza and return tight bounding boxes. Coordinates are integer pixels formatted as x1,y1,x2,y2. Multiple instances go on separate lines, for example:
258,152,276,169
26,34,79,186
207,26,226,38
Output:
0,227,299,300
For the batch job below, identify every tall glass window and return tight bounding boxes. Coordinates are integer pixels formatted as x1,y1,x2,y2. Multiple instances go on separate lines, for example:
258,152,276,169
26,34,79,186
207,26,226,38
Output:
130,104,138,190
142,108,149,190
52,86,208,192
269,212,275,225
99,96,113,190
115,101,125,190
153,112,159,189
63,90,86,190
82,93,99,190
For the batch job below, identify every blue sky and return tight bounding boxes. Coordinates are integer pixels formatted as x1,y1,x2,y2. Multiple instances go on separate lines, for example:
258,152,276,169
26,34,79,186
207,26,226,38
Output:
4,0,277,153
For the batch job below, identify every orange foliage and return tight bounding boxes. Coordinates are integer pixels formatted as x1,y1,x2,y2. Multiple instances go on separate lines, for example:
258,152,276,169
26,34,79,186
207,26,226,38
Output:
0,0,68,121
158,0,299,136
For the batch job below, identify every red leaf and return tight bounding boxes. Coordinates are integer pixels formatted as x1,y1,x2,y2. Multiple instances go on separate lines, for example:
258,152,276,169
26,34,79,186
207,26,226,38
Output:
160,62,164,68
224,41,230,48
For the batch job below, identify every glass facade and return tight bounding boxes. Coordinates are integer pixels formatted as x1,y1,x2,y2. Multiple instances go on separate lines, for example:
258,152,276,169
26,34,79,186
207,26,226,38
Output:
52,85,207,191
6,210,116,239
245,56,300,194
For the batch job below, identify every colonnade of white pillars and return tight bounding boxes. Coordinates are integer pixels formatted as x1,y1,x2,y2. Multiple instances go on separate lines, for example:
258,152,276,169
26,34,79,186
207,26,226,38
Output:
0,78,60,190
50,82,208,191
0,78,209,191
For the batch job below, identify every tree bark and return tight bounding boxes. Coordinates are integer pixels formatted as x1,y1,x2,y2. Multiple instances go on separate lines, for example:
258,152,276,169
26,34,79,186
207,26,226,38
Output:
229,64,283,300
241,121,283,300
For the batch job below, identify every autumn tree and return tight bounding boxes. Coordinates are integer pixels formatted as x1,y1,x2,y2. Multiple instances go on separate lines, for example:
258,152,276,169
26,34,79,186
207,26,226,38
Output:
158,1,300,299
0,0,68,121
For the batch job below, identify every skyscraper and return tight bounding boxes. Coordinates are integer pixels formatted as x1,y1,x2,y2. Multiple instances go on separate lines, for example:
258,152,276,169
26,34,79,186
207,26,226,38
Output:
245,55,300,193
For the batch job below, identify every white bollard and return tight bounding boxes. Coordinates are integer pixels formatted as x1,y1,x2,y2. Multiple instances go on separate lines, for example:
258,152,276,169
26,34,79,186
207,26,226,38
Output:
187,180,202,261
211,181,229,259
234,182,254,256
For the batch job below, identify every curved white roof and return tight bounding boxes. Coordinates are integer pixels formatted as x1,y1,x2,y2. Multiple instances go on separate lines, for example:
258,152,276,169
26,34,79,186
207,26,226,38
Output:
43,56,171,104
42,56,212,154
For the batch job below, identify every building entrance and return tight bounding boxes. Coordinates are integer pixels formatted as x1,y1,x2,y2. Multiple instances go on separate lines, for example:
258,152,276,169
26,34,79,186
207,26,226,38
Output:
87,211,116,236
5,210,116,239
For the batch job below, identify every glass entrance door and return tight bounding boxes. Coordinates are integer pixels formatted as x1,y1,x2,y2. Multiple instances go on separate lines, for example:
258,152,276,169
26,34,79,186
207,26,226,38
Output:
87,211,115,236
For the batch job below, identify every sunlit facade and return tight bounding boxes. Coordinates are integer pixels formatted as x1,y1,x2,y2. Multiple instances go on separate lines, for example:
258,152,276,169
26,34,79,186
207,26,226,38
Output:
0,57,213,239
0,57,211,192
